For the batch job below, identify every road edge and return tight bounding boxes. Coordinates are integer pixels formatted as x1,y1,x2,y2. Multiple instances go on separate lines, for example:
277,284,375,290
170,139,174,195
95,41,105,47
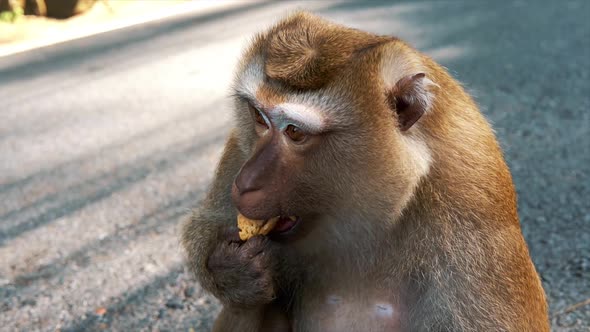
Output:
0,0,254,58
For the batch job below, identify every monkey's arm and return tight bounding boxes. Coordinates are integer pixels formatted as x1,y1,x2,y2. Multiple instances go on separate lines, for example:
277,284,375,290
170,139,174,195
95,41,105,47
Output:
181,131,279,310
181,131,243,295
408,228,549,332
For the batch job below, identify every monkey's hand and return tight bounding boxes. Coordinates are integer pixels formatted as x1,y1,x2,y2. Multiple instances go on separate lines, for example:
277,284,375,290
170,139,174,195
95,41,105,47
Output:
206,227,277,307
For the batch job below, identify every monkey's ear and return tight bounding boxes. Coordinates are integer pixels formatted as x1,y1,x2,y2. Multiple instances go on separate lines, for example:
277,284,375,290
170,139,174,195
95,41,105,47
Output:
386,73,435,131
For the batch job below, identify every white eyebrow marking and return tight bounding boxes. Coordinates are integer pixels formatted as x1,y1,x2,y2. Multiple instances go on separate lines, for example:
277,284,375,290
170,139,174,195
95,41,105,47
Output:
234,57,264,98
270,102,326,132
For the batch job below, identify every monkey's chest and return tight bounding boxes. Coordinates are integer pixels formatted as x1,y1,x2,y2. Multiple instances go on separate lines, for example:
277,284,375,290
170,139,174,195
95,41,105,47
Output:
291,290,406,332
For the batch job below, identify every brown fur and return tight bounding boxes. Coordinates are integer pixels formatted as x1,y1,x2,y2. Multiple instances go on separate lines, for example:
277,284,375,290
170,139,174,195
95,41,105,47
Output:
182,11,549,332
255,84,286,108
261,12,392,90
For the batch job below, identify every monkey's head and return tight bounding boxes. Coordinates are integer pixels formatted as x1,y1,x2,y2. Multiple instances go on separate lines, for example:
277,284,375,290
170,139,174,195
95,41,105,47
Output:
230,12,436,236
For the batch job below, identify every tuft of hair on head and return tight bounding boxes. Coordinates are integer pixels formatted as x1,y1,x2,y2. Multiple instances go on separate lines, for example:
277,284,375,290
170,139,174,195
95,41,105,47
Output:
263,11,392,90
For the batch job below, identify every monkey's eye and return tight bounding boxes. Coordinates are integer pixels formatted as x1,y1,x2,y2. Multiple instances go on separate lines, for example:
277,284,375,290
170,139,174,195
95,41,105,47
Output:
250,105,268,128
285,124,306,142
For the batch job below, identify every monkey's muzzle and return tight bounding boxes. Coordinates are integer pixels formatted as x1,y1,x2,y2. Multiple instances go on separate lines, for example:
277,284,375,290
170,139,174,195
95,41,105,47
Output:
237,214,299,241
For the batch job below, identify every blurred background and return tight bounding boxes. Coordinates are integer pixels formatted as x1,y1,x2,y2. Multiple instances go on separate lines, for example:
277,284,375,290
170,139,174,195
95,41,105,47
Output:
0,1,588,331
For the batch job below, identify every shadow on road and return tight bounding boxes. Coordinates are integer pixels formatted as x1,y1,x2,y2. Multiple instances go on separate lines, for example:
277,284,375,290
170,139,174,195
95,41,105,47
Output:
0,122,226,245
61,265,218,332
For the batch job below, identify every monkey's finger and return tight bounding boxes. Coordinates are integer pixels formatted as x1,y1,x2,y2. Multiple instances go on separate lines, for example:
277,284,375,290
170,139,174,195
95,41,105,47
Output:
241,235,269,258
218,226,242,243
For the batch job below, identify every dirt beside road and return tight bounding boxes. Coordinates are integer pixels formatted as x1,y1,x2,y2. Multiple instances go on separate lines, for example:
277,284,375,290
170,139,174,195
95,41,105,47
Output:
0,0,190,46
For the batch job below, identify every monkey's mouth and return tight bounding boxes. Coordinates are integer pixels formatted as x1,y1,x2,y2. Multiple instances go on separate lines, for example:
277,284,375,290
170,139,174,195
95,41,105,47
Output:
237,212,301,240
270,216,300,234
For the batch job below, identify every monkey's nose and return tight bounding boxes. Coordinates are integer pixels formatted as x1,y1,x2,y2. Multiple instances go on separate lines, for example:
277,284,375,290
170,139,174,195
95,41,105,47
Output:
231,182,270,220
234,171,262,195
231,179,260,205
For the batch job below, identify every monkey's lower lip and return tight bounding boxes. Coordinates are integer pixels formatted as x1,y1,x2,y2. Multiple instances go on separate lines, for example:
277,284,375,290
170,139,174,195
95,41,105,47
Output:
271,216,300,234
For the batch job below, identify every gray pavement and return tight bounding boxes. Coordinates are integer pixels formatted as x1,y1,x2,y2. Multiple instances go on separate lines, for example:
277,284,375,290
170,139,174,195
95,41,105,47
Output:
0,1,588,331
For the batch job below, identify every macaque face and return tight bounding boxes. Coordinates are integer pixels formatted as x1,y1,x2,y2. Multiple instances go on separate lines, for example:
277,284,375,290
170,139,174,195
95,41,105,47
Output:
228,21,434,239
230,91,335,238
229,79,409,236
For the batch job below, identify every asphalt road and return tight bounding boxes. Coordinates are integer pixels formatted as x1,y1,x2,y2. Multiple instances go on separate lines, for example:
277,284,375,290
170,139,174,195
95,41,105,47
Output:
0,1,588,331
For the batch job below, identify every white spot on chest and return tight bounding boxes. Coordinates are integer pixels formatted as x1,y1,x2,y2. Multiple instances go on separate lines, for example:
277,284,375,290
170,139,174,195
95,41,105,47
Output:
374,302,395,319
323,295,397,319
313,294,402,330
326,295,343,305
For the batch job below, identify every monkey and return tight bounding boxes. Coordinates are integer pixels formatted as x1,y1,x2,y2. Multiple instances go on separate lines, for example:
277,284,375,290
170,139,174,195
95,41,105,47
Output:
181,11,549,332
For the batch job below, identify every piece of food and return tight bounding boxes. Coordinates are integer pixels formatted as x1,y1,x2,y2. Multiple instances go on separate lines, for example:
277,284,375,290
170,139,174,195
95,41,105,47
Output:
237,214,279,241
